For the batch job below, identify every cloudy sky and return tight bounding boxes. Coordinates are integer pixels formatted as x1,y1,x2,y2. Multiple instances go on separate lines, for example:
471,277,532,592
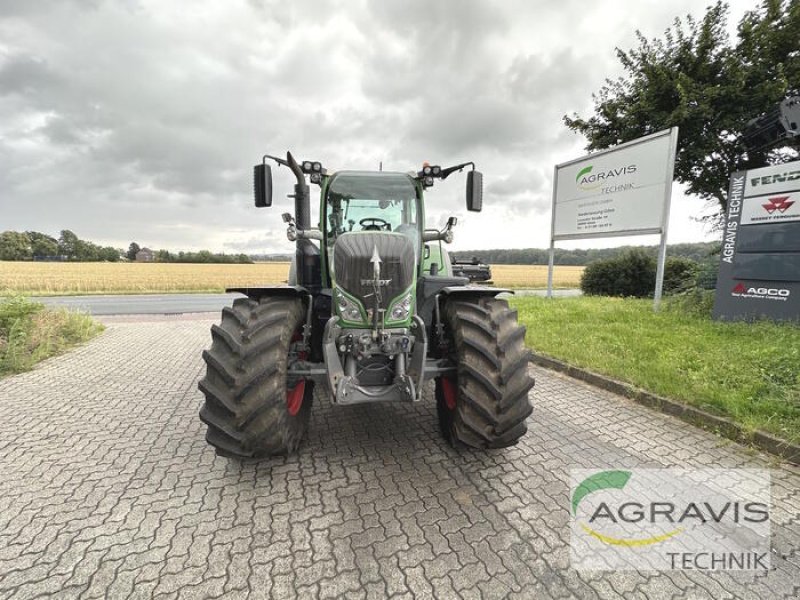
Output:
0,0,754,254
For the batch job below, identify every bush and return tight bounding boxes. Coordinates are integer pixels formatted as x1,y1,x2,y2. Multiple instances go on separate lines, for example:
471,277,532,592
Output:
663,256,699,294
663,258,718,317
664,288,716,317
580,250,656,297
580,252,701,298
694,260,719,290
0,296,102,376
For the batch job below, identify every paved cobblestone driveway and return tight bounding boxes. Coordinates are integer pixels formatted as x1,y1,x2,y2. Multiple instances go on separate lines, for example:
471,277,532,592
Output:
1,316,798,599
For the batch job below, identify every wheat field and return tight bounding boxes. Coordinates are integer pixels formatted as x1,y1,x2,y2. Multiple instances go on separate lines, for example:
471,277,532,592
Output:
0,262,583,295
490,265,583,289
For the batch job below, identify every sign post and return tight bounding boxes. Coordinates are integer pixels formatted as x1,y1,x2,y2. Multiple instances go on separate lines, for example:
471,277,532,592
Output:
712,159,800,322
546,128,678,310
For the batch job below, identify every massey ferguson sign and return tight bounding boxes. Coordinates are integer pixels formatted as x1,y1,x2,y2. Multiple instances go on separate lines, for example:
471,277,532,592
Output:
713,160,800,322
740,191,800,225
762,196,795,213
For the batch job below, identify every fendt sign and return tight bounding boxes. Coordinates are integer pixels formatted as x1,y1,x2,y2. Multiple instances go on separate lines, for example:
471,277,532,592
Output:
713,160,800,321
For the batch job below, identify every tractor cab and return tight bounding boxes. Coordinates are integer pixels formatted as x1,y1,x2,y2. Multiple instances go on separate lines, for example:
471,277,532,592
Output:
324,172,420,238
323,170,422,273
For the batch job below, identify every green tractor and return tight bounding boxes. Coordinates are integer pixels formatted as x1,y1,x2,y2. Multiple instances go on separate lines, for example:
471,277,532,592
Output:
198,152,534,458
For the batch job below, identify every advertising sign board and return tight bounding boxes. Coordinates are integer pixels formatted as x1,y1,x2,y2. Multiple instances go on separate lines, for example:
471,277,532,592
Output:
552,131,674,239
713,160,800,321
547,128,678,308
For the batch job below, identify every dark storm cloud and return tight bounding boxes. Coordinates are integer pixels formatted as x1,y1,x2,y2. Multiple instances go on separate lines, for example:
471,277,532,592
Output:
0,0,747,252
0,54,62,95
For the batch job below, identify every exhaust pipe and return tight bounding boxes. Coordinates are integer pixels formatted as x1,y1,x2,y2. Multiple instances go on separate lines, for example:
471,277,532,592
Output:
285,152,319,291
286,152,310,232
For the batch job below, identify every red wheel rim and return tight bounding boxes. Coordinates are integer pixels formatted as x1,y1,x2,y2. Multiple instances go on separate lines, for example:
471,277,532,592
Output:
442,377,457,410
287,380,305,416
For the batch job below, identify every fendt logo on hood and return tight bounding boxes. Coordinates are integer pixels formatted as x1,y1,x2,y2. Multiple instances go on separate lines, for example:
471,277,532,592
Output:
762,196,795,214
575,164,637,191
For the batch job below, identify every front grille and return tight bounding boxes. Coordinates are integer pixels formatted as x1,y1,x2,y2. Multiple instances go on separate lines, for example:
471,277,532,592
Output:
333,232,415,308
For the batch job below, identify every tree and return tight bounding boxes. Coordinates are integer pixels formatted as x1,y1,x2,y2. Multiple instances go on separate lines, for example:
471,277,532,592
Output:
26,231,59,258
58,230,80,259
74,240,100,261
0,231,32,261
127,242,140,261
99,247,121,262
564,0,799,228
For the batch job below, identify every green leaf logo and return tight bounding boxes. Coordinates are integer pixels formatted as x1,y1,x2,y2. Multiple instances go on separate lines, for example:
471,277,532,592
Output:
572,470,631,515
576,165,593,183
572,470,683,547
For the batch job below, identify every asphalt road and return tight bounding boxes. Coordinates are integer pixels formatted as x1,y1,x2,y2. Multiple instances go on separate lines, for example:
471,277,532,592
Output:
36,289,581,316
36,293,247,315
0,315,797,599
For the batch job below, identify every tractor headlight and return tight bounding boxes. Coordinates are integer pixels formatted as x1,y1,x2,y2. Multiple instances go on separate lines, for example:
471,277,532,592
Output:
335,289,365,323
388,292,413,323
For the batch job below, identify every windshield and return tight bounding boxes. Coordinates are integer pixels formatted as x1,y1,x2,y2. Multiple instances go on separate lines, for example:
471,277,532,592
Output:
325,172,419,244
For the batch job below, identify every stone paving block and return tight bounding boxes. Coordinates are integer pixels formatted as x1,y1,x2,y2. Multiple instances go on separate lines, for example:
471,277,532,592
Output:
0,317,798,599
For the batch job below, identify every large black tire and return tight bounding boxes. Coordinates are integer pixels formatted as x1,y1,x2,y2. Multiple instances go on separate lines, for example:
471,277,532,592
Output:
436,296,534,448
198,296,314,458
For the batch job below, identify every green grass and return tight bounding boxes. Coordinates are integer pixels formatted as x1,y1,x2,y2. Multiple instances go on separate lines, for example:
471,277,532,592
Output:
510,296,800,444
0,296,104,377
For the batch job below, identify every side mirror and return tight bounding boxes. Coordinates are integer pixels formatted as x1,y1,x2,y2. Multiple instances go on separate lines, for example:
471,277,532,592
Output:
447,216,458,228
466,171,482,212
253,163,273,208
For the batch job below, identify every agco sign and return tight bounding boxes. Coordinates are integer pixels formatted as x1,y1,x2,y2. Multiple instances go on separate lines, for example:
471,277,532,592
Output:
732,283,791,300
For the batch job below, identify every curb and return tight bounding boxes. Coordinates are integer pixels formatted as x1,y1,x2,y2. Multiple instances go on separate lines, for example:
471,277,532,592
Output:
528,353,800,466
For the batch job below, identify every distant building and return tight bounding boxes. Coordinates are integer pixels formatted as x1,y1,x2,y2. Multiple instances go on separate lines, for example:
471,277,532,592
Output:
136,248,155,262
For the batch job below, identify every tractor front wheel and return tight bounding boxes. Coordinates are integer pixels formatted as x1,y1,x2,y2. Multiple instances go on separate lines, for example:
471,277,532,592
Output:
436,296,534,448
198,296,313,458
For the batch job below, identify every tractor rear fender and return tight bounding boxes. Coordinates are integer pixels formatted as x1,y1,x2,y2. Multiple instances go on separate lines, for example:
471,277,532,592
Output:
438,285,512,298
226,285,310,301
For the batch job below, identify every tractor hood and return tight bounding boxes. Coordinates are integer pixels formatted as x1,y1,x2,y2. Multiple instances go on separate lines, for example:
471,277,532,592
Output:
332,232,416,326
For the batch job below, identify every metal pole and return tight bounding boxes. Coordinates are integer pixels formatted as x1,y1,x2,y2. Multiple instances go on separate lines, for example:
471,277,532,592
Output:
653,127,679,311
547,164,559,299
653,230,668,310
